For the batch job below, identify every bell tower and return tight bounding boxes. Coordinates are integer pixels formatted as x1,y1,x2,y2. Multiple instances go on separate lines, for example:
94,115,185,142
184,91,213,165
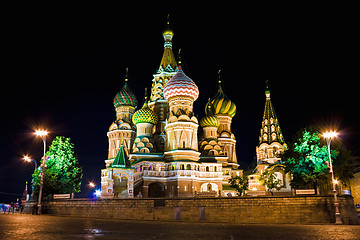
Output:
256,81,286,164
149,16,178,152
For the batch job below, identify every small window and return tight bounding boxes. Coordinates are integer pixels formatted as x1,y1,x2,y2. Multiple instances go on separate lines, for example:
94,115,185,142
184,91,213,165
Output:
180,164,184,170
206,166,209,172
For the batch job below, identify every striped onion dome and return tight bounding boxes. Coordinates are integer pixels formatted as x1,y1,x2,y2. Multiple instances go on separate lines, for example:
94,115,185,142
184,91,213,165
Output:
200,115,220,128
163,66,199,101
132,101,158,125
113,78,137,108
205,80,236,118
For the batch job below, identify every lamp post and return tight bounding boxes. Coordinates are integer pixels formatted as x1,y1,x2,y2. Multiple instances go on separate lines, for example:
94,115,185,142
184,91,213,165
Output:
323,131,342,224
23,155,38,172
35,129,48,215
23,155,38,199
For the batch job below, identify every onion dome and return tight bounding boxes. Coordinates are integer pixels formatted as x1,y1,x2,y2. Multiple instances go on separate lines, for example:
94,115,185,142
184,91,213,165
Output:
200,100,220,127
113,69,137,108
200,115,220,128
132,92,158,125
205,72,236,118
163,67,199,100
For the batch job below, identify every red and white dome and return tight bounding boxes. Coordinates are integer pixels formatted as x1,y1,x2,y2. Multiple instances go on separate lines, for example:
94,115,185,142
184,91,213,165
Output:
163,67,199,100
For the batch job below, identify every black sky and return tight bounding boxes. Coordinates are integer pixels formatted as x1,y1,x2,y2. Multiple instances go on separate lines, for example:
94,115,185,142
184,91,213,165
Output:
1,4,358,202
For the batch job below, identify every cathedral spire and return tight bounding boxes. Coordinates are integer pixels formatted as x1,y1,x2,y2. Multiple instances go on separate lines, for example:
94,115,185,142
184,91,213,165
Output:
259,81,285,145
159,15,177,73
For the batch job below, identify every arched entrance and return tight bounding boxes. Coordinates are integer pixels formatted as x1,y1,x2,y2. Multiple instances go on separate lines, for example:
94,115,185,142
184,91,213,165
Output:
148,182,165,198
113,176,128,197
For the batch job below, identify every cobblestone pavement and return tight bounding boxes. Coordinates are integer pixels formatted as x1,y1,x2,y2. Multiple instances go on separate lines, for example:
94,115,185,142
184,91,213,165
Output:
0,214,359,240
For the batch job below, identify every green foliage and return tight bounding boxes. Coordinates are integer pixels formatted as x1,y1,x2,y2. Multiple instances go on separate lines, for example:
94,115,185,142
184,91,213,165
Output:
258,170,281,195
228,175,249,196
283,126,353,190
32,136,83,198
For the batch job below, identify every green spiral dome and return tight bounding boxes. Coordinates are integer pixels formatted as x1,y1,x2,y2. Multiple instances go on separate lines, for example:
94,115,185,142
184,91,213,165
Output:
113,80,137,108
205,81,236,118
200,115,220,128
132,102,158,125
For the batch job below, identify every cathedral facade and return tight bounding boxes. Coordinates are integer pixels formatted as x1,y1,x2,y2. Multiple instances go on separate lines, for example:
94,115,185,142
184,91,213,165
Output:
100,22,241,198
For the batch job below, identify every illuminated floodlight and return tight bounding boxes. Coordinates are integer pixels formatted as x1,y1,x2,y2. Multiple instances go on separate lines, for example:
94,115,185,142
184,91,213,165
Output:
23,155,31,162
322,131,339,139
89,182,96,188
35,129,48,137
94,190,101,197
333,179,339,185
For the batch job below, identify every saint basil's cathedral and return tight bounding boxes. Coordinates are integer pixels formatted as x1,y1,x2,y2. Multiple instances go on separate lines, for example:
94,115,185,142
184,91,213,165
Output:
100,20,290,198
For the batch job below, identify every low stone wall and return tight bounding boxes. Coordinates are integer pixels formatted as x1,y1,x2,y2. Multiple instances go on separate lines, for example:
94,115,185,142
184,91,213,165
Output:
24,195,359,225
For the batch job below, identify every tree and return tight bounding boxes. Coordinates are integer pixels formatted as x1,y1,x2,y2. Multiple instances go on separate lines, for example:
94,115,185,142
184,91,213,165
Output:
258,170,282,195
283,126,353,192
32,136,83,198
228,175,249,196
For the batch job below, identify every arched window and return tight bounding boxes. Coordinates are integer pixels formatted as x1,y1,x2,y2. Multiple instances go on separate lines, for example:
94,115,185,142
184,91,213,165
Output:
214,166,217,172
172,165,176,170
180,164,184,170
186,164,191,170
207,183,212,191
206,166,209,172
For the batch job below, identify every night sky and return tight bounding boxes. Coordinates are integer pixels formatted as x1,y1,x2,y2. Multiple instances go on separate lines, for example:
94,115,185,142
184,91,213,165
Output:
1,4,358,202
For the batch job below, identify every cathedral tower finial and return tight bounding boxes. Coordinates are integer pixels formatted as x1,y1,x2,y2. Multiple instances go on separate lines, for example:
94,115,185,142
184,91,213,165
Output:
143,87,148,103
265,80,270,99
177,49,182,66
125,67,129,82
218,69,222,84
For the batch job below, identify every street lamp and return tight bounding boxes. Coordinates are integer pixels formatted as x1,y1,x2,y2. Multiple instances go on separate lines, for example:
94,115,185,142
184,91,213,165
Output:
23,155,38,171
322,130,342,224
35,129,48,215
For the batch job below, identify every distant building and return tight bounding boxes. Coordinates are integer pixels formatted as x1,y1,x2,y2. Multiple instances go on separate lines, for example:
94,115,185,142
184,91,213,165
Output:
349,157,360,215
247,84,291,195
100,20,241,198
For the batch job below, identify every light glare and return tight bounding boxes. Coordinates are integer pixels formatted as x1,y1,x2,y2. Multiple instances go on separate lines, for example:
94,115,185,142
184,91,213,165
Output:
322,131,338,139
35,129,48,136
94,190,101,197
